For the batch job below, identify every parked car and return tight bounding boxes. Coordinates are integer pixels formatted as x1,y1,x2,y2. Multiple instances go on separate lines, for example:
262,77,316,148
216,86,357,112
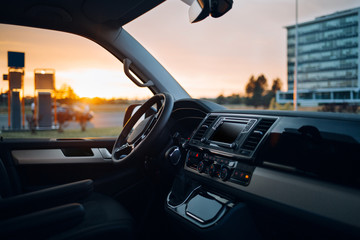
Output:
0,1,359,240
56,104,93,132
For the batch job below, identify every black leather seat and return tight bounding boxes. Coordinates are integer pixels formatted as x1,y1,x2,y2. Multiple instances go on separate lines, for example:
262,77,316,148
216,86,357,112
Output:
50,193,134,240
0,159,134,240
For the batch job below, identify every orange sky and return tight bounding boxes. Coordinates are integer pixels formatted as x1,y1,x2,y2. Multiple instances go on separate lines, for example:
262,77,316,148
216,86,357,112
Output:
1,0,359,99
0,25,152,99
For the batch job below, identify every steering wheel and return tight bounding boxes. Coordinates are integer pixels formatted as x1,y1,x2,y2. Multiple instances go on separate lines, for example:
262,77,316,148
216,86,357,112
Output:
112,93,174,163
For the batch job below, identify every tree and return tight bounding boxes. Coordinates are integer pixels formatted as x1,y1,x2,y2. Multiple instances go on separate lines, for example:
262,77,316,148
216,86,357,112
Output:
271,78,282,92
55,84,79,104
263,78,283,108
245,75,256,96
228,94,242,104
245,75,268,108
216,94,226,104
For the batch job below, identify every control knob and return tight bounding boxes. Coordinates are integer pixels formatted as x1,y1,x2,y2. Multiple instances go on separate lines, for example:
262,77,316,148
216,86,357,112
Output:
165,146,181,166
220,167,231,181
208,163,219,177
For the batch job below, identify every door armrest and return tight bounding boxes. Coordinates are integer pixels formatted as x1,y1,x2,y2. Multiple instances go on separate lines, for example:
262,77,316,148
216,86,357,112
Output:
0,179,93,219
0,203,85,239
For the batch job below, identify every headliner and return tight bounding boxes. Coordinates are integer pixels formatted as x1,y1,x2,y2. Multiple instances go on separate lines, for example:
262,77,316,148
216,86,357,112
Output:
0,0,165,37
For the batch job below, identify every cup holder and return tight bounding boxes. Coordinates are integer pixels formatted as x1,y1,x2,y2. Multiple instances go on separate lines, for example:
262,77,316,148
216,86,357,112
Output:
166,187,233,228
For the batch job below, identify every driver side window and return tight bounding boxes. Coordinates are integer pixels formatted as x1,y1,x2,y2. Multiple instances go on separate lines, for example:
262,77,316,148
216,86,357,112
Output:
0,24,152,139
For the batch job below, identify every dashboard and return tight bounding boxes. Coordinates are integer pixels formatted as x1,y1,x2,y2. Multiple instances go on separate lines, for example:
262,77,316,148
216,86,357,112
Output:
165,99,360,240
186,113,277,185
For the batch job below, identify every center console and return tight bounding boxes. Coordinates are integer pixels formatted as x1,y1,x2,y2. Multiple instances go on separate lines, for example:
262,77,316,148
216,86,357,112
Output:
165,109,360,240
167,185,232,228
165,113,277,238
184,113,277,186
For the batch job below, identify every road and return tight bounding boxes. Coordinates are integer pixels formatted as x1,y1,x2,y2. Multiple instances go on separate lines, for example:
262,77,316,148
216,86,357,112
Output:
0,111,125,130
90,111,124,128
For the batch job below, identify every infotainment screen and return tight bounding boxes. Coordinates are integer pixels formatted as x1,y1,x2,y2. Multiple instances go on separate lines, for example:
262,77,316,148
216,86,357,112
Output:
209,121,246,144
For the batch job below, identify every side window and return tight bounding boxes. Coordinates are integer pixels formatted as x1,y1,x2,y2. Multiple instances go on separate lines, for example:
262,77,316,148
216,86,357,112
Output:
0,24,152,138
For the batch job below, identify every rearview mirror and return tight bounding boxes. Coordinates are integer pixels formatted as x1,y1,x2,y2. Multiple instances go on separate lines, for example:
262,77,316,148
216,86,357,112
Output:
189,0,210,23
188,0,233,23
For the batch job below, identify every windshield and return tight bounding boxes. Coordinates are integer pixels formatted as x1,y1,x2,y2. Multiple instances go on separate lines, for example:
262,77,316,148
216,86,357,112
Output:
125,0,360,112
0,0,359,139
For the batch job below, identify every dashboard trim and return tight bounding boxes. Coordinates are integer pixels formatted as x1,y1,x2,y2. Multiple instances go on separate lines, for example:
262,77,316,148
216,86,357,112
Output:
184,166,360,229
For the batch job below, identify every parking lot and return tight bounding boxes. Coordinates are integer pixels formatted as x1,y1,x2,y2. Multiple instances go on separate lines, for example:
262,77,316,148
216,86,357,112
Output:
0,111,125,130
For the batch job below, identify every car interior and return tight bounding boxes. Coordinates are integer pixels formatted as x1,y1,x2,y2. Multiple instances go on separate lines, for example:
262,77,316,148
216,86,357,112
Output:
0,0,360,240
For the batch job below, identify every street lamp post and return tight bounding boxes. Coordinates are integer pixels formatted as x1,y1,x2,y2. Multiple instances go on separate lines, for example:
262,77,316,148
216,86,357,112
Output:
294,0,298,111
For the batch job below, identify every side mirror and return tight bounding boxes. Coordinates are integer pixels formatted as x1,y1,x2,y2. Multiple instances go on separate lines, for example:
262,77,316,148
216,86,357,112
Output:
188,0,233,23
123,104,157,127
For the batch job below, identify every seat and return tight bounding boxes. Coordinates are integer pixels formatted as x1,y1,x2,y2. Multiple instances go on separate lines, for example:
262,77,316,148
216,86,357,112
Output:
50,193,134,240
0,158,134,240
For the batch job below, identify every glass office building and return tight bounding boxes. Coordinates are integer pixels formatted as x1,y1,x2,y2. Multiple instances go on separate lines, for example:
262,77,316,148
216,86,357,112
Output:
277,7,360,106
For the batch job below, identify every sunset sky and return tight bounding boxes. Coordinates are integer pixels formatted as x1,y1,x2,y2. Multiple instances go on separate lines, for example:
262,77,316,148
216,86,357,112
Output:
1,0,359,99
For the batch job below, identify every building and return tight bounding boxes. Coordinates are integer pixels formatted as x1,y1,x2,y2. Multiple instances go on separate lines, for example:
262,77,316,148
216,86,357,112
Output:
277,7,360,106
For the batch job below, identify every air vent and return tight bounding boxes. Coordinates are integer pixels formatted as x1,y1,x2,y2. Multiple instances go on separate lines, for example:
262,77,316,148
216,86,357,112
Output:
241,118,276,151
192,115,217,141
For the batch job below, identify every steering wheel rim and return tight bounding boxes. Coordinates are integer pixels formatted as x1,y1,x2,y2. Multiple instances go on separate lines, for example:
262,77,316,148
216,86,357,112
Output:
112,93,174,164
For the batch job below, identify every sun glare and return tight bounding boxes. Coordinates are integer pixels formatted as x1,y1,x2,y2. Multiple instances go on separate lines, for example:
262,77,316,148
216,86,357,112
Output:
56,68,152,99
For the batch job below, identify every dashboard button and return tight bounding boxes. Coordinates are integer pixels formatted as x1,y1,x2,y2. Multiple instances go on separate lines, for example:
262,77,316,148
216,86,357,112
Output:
197,161,206,173
233,169,240,179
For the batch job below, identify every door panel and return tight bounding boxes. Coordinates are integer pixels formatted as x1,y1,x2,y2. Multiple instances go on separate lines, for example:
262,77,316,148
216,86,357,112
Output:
12,148,112,164
1,138,146,198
